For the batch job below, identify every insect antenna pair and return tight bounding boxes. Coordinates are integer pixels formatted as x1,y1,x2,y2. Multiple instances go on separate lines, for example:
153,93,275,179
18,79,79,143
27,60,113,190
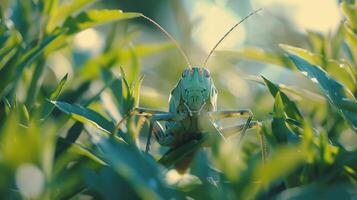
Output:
140,8,263,68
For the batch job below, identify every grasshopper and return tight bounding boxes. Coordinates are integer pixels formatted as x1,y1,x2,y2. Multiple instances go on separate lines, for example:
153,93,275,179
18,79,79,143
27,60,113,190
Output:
122,9,266,174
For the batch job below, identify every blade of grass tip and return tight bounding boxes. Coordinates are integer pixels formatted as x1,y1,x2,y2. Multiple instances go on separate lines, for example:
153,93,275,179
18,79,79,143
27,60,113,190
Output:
41,73,68,120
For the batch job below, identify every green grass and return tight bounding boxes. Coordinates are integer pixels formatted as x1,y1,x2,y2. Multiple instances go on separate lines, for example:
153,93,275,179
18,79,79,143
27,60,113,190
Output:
0,0,356,199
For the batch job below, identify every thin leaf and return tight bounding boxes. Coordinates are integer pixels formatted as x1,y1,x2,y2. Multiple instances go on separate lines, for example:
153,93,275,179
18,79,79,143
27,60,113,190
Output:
271,92,299,144
63,9,140,35
244,145,306,199
0,30,22,59
287,53,357,133
262,76,303,122
94,137,180,199
51,101,115,134
55,122,83,158
343,24,357,65
281,44,357,91
5,29,63,96
341,1,357,30
41,74,68,119
46,0,96,32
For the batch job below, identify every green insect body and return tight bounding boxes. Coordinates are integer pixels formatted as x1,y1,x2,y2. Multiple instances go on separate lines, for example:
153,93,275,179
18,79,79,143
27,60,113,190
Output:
166,67,217,141
136,66,259,174
131,9,265,174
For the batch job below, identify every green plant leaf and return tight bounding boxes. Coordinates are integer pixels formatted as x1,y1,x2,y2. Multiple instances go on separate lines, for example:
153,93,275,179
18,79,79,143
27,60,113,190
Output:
83,167,142,199
93,137,181,200
244,145,306,199
51,147,104,199
41,0,59,17
0,30,62,98
281,44,357,91
274,183,357,200
54,122,83,158
341,1,357,30
63,9,140,35
280,44,323,66
46,0,96,32
271,92,299,144
41,74,68,119
338,98,357,113
100,69,122,110
55,137,105,165
343,24,357,65
51,101,115,134
262,76,303,122
13,29,63,88
0,30,22,60
287,53,357,133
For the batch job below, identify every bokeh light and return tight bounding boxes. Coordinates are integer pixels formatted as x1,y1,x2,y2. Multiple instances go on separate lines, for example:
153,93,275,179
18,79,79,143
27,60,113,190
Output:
15,164,44,199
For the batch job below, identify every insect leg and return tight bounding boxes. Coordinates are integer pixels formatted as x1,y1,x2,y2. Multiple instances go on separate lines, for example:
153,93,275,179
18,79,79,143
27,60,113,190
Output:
219,121,261,138
145,120,154,152
134,108,185,152
220,121,268,163
146,120,174,152
209,110,253,143
198,116,227,147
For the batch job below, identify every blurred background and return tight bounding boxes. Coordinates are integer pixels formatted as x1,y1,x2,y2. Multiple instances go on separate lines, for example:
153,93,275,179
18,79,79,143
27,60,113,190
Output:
1,0,357,199
2,0,355,167
0,0,343,110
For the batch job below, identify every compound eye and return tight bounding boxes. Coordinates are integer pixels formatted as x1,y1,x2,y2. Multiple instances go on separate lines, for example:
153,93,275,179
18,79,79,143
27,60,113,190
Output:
182,69,192,77
203,68,210,77
182,69,189,77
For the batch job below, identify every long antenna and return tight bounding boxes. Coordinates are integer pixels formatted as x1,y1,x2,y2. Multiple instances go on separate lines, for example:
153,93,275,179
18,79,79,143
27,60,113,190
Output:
140,14,191,68
202,8,262,67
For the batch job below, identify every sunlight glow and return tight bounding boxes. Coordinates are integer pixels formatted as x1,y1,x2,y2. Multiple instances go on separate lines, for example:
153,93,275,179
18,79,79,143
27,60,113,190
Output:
47,53,73,80
74,28,104,53
189,1,246,53
253,0,340,32
15,164,44,199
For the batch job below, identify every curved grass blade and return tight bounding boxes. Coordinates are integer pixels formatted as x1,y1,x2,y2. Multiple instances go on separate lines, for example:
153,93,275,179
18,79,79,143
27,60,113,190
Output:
271,92,299,144
281,44,357,91
63,9,140,35
287,53,357,133
54,122,83,158
46,0,97,32
341,1,357,30
262,76,303,122
41,74,68,119
51,101,115,134
0,29,63,97
93,137,181,200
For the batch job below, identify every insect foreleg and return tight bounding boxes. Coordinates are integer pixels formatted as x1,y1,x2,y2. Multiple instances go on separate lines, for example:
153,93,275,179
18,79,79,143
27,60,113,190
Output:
209,110,253,143
219,121,267,163
117,107,179,152
146,120,175,152
134,108,185,152
219,121,261,137
198,116,227,146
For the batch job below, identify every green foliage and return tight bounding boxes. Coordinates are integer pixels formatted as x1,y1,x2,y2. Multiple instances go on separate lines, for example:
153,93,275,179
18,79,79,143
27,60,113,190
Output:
0,0,356,199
